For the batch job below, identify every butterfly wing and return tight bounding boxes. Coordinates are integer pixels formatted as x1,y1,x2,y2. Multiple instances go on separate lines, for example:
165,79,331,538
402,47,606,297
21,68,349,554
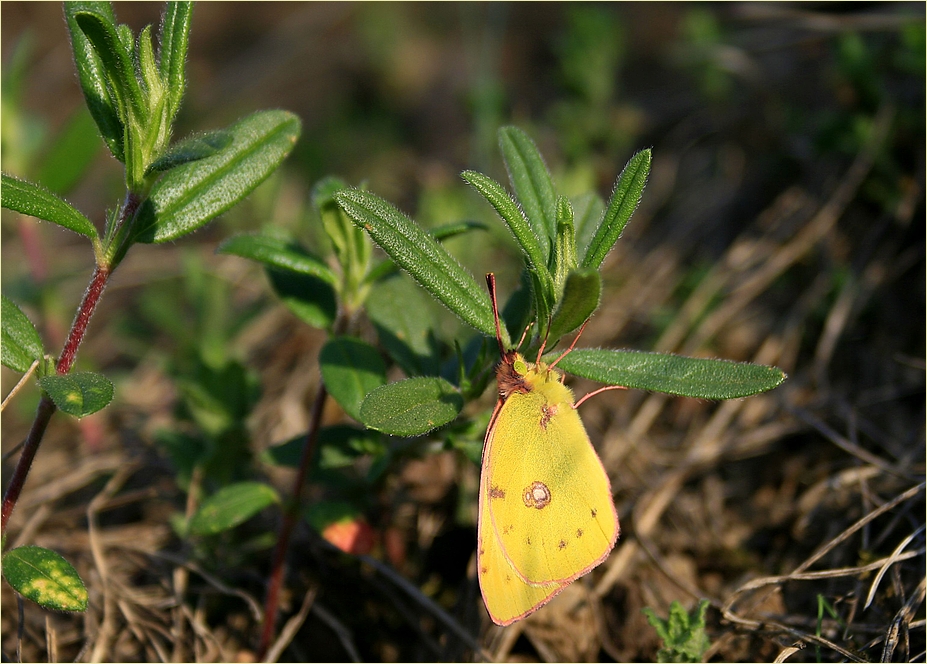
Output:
487,376,619,586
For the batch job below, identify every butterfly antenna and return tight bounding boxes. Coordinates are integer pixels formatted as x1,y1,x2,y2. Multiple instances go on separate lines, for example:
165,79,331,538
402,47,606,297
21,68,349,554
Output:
485,273,507,358
516,321,534,351
549,318,591,370
535,316,553,365
573,384,627,409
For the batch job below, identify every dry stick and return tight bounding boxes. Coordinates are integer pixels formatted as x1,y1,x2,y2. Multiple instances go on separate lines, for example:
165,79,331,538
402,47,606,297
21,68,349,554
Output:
256,382,328,662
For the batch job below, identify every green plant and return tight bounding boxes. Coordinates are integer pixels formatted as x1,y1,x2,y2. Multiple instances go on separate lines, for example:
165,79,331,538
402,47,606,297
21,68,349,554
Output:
0,0,299,615
643,599,712,663
220,124,785,654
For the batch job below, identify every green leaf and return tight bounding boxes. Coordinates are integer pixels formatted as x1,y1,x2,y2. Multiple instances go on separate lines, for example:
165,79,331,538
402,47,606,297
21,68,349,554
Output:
73,7,146,120
498,126,557,259
2,546,88,612
320,337,387,421
547,269,601,343
461,169,554,303
145,130,232,175
572,192,605,264
35,108,103,194
551,194,577,294
367,276,439,376
39,371,115,417
132,110,301,243
363,220,486,285
1,295,44,373
266,268,337,329
64,1,124,161
582,148,651,270
335,189,498,341
359,377,463,436
189,482,280,536
555,349,786,399
158,1,193,124
1,173,98,240
218,233,338,286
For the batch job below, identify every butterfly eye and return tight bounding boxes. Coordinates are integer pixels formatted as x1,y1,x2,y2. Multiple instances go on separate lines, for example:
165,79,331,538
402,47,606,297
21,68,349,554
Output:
513,358,528,376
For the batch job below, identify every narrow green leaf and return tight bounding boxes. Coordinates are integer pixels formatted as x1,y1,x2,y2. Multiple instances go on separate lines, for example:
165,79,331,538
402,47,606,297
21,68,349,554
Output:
556,349,787,399
572,192,605,264
1,295,44,373
1,174,98,240
367,276,439,376
158,1,193,123
359,377,463,436
36,108,103,194
320,337,387,421
551,195,577,294
461,170,554,303
189,482,281,536
582,148,652,270
218,233,338,286
73,8,145,119
133,110,301,243
39,371,114,417
498,126,557,258
547,269,601,343
64,1,124,161
145,131,232,174
335,189,498,341
363,221,486,285
266,268,337,329
2,546,88,612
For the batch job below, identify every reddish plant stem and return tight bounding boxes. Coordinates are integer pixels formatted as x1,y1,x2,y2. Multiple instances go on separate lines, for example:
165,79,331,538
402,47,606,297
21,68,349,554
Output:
0,187,139,536
256,383,329,661
1,265,111,536
57,265,110,375
1,396,56,534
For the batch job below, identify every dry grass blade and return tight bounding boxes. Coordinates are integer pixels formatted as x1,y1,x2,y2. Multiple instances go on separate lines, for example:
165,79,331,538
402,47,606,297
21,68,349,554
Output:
880,578,926,663
264,586,318,663
85,464,139,664
865,525,926,610
787,405,917,480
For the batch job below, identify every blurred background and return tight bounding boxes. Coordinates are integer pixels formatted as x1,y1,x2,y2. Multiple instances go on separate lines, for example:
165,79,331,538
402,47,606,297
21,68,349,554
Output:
2,3,924,662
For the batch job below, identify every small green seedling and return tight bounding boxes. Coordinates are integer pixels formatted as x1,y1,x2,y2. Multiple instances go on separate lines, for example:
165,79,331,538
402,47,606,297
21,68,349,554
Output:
643,599,712,663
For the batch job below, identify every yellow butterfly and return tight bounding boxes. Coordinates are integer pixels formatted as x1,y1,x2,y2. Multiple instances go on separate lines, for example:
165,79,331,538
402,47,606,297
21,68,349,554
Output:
477,274,620,626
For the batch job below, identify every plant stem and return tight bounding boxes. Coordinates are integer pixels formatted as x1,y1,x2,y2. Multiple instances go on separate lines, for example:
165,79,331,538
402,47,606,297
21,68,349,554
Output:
256,382,328,662
1,212,120,536
1,395,56,534
57,264,110,375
